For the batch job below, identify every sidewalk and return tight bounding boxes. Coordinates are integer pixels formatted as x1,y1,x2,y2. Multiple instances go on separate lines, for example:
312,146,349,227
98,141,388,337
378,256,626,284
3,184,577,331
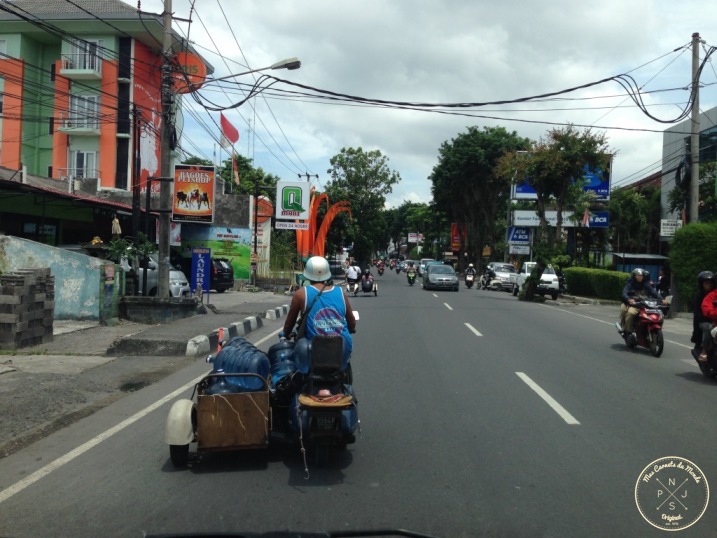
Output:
0,290,291,458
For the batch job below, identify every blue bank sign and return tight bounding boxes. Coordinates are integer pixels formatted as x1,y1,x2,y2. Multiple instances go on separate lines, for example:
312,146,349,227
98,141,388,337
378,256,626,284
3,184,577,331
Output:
508,227,531,244
513,164,611,202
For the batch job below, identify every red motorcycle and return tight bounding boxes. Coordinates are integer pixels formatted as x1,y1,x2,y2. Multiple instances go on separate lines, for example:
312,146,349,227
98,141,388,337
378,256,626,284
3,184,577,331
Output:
615,298,666,357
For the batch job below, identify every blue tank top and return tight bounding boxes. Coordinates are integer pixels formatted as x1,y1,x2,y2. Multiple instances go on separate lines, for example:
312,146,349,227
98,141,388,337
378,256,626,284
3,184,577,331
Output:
304,285,352,364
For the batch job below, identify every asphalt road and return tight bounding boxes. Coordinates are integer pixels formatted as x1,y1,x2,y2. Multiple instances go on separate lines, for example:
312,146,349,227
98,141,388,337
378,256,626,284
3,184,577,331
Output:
0,271,714,537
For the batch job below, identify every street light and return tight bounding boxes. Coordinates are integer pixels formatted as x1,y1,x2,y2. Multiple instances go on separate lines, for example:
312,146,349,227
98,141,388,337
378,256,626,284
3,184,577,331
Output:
197,57,301,87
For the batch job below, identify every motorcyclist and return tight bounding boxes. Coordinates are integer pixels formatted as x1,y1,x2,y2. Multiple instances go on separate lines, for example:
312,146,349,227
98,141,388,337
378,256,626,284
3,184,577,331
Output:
282,256,356,367
362,267,373,282
617,268,664,335
346,263,359,286
465,263,477,277
406,261,417,281
691,271,716,361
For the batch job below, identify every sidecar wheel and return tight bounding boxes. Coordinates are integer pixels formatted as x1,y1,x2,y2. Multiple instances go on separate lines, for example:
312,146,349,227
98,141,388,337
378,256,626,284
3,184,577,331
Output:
169,444,189,467
698,361,717,378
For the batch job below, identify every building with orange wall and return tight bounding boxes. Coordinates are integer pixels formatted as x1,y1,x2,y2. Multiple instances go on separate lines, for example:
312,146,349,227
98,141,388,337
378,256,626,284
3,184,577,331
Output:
0,0,209,192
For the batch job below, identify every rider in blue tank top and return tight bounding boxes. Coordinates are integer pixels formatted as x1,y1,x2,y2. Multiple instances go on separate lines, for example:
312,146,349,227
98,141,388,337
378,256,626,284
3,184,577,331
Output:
283,256,356,368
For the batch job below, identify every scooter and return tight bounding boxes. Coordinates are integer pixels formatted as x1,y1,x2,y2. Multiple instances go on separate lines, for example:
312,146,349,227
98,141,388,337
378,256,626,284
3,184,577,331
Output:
407,271,417,286
346,279,359,297
465,273,475,289
396,265,402,274
480,271,500,291
614,298,666,357
377,265,384,276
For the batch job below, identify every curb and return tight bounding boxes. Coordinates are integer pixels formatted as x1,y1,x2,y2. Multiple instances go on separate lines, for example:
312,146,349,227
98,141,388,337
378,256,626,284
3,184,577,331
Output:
108,305,290,357
184,304,290,356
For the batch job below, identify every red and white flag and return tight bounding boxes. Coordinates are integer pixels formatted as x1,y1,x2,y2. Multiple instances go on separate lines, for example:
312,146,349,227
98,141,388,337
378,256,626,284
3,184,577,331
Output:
581,208,590,227
219,112,240,147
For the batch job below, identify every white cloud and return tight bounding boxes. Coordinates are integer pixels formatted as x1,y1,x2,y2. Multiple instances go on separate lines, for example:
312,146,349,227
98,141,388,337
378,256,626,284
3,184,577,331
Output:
144,0,717,203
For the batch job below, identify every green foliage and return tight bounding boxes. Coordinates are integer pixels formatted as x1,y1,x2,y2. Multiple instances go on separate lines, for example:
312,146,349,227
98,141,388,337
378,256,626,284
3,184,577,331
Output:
668,222,717,300
325,147,400,264
430,126,529,262
103,232,156,263
564,267,628,300
666,162,717,221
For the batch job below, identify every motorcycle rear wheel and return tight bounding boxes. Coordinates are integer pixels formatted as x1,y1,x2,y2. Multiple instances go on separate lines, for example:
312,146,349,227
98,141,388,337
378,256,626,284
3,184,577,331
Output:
649,329,664,357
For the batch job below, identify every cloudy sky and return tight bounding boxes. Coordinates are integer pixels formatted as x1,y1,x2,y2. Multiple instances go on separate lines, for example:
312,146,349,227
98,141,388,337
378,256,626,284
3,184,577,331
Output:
140,0,717,207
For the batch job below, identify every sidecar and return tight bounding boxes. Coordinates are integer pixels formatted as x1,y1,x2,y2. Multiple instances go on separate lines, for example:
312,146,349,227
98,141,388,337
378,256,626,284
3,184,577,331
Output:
165,338,271,467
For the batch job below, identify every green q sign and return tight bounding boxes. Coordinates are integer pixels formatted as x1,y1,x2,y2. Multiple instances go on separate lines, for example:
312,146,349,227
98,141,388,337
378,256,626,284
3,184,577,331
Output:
282,186,305,212
275,180,310,222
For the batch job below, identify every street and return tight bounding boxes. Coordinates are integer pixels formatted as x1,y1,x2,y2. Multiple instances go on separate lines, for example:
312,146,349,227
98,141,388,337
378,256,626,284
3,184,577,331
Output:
0,271,714,537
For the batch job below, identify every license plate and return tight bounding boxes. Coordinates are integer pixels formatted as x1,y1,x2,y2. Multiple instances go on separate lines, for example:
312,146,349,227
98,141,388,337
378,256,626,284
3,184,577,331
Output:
313,414,339,432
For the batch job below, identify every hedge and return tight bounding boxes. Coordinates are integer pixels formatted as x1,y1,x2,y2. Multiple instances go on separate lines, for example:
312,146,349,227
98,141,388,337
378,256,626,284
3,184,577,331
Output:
564,267,630,301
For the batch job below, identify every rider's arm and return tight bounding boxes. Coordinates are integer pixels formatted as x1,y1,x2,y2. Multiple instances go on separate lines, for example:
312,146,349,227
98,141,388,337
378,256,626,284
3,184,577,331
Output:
343,292,357,333
622,282,633,303
282,288,306,336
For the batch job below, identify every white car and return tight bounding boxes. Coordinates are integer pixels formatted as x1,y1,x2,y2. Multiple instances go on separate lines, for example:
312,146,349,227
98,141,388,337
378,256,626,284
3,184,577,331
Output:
122,254,191,298
486,262,516,292
511,262,560,300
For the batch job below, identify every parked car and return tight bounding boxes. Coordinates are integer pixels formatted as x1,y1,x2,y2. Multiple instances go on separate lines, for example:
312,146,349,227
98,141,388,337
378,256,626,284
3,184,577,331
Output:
177,257,235,293
123,254,191,298
486,262,516,292
209,258,235,293
328,260,346,278
510,261,560,300
423,263,459,291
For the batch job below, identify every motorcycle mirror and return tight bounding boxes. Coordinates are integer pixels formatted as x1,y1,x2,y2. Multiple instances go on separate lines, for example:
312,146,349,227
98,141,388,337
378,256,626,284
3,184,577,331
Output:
353,311,360,320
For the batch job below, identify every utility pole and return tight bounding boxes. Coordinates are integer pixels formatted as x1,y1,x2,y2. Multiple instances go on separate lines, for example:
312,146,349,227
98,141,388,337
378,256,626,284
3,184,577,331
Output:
158,0,174,297
689,31,701,223
298,172,319,182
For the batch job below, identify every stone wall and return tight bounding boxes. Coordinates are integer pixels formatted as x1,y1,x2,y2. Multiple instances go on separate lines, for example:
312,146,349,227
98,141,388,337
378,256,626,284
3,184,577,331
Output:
0,268,54,350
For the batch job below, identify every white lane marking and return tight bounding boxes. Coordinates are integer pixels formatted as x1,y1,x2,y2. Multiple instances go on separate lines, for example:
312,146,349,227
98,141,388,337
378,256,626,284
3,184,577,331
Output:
465,323,483,337
432,293,438,297
516,372,581,425
542,305,692,349
0,327,284,505
681,359,698,368
444,303,453,311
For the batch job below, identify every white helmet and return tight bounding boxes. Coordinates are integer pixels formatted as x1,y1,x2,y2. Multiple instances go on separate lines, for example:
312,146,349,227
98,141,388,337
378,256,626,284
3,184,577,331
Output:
303,256,331,282
469,263,474,268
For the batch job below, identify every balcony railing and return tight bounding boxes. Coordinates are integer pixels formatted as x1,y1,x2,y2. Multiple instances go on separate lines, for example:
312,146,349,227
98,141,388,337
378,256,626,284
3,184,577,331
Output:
56,168,100,181
60,53,102,79
57,113,100,134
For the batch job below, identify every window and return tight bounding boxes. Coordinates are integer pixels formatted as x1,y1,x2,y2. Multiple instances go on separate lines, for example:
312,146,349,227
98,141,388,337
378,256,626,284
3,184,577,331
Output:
69,94,99,129
70,150,97,179
70,39,103,70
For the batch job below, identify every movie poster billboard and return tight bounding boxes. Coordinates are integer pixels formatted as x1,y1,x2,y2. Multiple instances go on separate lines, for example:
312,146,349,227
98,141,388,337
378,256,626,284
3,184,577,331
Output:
172,164,216,224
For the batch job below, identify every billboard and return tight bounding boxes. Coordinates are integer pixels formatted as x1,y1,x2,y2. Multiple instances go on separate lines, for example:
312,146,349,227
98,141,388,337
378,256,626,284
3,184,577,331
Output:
512,163,612,202
172,164,216,224
513,210,609,228
275,181,310,222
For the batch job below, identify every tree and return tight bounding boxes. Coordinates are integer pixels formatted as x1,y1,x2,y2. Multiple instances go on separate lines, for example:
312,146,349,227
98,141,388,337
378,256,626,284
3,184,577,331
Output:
325,147,401,265
430,126,530,270
667,161,717,222
499,125,611,300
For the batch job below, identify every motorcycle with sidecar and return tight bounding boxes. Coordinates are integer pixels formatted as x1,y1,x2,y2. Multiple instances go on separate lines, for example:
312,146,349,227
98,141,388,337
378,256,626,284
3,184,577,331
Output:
165,332,359,471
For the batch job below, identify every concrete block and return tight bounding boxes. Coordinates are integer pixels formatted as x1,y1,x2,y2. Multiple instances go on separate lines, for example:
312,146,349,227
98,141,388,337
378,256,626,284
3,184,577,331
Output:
186,335,210,356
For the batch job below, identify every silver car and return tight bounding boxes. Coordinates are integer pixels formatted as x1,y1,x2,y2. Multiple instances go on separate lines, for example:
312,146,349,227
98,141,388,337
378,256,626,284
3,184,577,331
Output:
423,263,459,291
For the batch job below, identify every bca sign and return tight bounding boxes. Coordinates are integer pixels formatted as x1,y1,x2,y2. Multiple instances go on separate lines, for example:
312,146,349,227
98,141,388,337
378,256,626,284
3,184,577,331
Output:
275,181,310,222
508,226,531,244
